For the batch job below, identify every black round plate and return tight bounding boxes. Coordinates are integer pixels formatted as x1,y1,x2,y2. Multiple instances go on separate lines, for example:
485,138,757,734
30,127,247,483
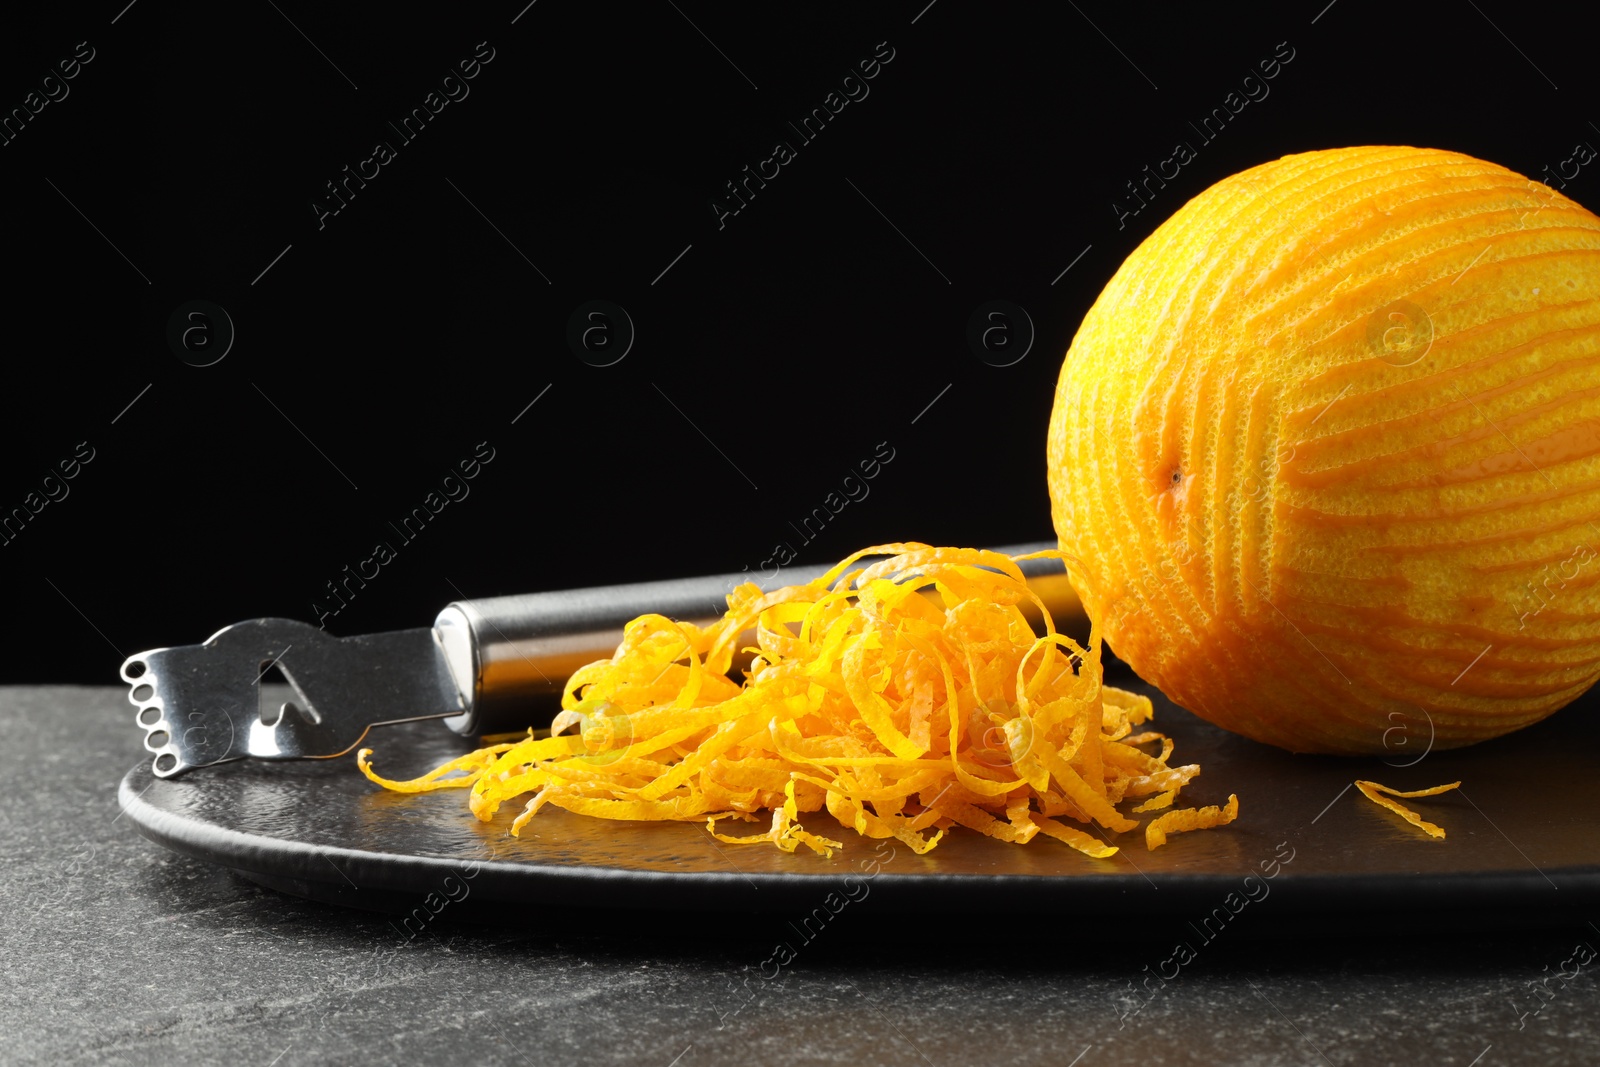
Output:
118,679,1600,922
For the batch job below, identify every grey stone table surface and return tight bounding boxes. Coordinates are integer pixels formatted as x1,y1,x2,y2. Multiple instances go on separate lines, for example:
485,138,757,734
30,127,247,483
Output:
6,685,1600,1067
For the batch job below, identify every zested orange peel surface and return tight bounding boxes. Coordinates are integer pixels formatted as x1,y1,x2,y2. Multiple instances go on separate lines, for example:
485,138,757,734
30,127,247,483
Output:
1048,145,1600,754
361,544,1238,857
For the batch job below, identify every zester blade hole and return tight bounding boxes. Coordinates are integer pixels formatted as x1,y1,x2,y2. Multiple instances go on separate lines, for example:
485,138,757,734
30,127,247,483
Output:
131,683,154,702
154,753,177,773
125,661,146,679
259,659,295,726
138,706,161,727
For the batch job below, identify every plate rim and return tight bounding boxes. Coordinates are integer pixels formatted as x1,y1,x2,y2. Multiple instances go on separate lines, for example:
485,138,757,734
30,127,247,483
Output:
117,763,1600,916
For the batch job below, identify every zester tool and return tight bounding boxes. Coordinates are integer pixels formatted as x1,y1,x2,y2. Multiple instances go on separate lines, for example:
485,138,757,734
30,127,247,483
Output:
122,543,1080,778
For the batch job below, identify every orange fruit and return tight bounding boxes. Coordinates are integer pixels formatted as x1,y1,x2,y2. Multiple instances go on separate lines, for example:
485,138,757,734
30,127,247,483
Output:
1047,145,1600,754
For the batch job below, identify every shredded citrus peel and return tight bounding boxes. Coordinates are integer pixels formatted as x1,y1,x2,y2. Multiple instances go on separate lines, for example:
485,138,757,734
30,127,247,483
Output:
356,744,514,792
1144,794,1239,849
359,543,1240,859
1354,779,1461,839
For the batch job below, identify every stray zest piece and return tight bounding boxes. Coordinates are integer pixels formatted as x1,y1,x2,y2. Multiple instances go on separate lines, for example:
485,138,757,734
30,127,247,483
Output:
1355,779,1462,839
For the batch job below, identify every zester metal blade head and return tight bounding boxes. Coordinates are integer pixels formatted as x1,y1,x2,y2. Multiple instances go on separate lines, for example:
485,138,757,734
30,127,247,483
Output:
121,618,465,778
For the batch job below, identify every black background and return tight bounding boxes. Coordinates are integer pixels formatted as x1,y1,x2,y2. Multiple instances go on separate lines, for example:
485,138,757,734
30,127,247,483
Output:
1,0,1595,683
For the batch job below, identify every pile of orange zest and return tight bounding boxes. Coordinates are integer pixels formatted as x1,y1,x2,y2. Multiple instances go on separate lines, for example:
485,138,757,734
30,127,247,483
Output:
359,543,1238,859
1354,779,1461,839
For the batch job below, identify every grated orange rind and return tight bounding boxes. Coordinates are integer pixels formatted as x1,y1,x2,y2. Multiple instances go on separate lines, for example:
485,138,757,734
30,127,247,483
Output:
361,544,1240,857
1354,778,1461,839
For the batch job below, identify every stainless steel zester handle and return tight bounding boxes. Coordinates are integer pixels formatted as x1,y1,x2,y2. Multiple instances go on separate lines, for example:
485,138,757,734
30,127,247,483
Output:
432,542,1080,738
